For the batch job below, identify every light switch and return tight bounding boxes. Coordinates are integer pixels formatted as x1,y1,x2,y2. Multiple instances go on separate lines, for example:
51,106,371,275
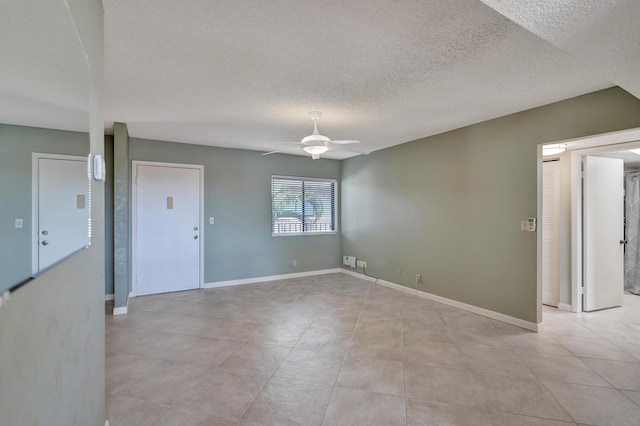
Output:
167,196,174,209
209,217,214,225
15,218,23,228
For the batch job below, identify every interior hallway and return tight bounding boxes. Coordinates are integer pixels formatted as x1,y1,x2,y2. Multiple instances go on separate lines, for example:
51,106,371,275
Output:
106,274,640,425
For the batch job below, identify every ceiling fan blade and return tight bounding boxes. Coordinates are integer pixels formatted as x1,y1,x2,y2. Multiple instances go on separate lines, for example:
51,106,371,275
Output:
272,141,303,145
327,141,370,155
331,140,362,145
262,147,301,156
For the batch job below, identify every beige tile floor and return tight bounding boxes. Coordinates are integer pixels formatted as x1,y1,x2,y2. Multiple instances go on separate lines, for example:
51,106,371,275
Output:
106,273,640,425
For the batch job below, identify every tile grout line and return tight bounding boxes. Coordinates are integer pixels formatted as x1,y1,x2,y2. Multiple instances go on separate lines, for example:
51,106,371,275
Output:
318,281,373,426
538,379,579,424
233,279,354,424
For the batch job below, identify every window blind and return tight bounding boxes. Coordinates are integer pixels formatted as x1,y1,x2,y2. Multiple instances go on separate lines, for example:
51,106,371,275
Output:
271,176,337,235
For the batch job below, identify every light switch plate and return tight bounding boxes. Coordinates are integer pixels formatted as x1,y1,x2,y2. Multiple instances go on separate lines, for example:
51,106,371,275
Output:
209,217,214,225
15,218,23,228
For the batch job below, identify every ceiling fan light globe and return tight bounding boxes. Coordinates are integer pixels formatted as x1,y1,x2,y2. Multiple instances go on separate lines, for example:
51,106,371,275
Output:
303,145,328,156
301,134,331,144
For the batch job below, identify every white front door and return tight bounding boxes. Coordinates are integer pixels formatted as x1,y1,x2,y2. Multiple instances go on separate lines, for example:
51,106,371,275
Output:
35,155,90,272
542,160,560,307
135,163,202,296
583,156,624,311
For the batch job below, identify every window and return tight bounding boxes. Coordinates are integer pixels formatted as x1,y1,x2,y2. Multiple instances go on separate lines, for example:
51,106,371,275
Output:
271,176,337,235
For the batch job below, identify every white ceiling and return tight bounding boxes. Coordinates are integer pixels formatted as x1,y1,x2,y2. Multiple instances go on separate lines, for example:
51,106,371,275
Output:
593,150,640,168
3,1,639,159
0,0,90,132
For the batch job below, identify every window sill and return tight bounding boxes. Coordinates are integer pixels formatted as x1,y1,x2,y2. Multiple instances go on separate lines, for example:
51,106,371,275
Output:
272,231,339,237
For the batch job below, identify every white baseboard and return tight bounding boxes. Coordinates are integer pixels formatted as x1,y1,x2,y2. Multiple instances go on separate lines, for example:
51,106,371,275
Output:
107,292,131,315
558,303,572,312
112,293,130,315
112,306,128,315
342,269,541,332
204,268,342,289
120,265,541,331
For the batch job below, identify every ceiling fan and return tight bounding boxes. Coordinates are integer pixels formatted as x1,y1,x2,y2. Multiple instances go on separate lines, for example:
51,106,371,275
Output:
263,111,369,160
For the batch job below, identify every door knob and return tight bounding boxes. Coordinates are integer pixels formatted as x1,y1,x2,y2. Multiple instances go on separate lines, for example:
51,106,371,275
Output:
41,240,48,246
620,239,628,244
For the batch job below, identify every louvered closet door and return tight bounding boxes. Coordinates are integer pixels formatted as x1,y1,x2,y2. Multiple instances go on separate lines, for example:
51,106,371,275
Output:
542,160,560,307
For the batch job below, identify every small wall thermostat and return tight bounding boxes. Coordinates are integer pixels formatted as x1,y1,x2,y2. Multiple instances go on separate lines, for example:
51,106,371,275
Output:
521,217,537,232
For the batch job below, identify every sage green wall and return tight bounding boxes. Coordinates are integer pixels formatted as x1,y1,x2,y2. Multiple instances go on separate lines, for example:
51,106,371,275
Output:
129,138,342,284
0,124,89,291
113,123,130,308
0,0,105,423
105,135,115,295
341,87,640,324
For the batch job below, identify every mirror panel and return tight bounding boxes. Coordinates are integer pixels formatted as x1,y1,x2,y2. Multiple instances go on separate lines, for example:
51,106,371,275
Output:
0,0,91,292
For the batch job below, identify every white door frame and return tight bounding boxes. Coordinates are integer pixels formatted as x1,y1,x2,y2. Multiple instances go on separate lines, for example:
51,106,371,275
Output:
31,152,89,274
538,127,640,314
131,160,204,297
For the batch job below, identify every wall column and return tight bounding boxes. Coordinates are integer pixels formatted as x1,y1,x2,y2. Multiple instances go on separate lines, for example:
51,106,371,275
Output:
113,122,130,313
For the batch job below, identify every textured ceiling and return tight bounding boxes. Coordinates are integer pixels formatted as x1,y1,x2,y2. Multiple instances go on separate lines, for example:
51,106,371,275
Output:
4,1,638,158
102,0,615,158
0,0,89,132
480,0,640,99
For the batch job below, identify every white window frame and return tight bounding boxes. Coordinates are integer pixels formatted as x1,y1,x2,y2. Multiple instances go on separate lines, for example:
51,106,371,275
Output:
271,175,338,237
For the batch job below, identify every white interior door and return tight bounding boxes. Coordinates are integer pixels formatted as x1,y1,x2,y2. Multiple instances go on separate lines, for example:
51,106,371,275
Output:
36,156,89,272
135,164,201,296
542,160,560,307
583,156,624,311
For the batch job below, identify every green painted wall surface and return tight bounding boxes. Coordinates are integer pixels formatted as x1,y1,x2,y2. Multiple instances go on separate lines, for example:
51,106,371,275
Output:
0,124,89,291
113,123,130,308
129,138,342,283
341,87,640,324
0,0,105,423
105,135,115,295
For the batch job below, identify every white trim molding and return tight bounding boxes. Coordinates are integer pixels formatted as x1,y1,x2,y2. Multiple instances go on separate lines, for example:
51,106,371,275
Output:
112,290,130,315
204,269,343,289
557,303,572,312
342,269,542,332
118,265,542,331
105,294,114,301
112,306,128,315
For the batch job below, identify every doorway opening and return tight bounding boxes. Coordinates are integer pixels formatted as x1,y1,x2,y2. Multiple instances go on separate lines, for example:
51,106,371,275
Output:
539,127,640,322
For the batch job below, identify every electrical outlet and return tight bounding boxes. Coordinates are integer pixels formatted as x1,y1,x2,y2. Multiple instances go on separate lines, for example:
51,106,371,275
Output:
357,260,367,268
396,268,401,277
416,274,422,284
292,259,298,267
15,218,23,228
